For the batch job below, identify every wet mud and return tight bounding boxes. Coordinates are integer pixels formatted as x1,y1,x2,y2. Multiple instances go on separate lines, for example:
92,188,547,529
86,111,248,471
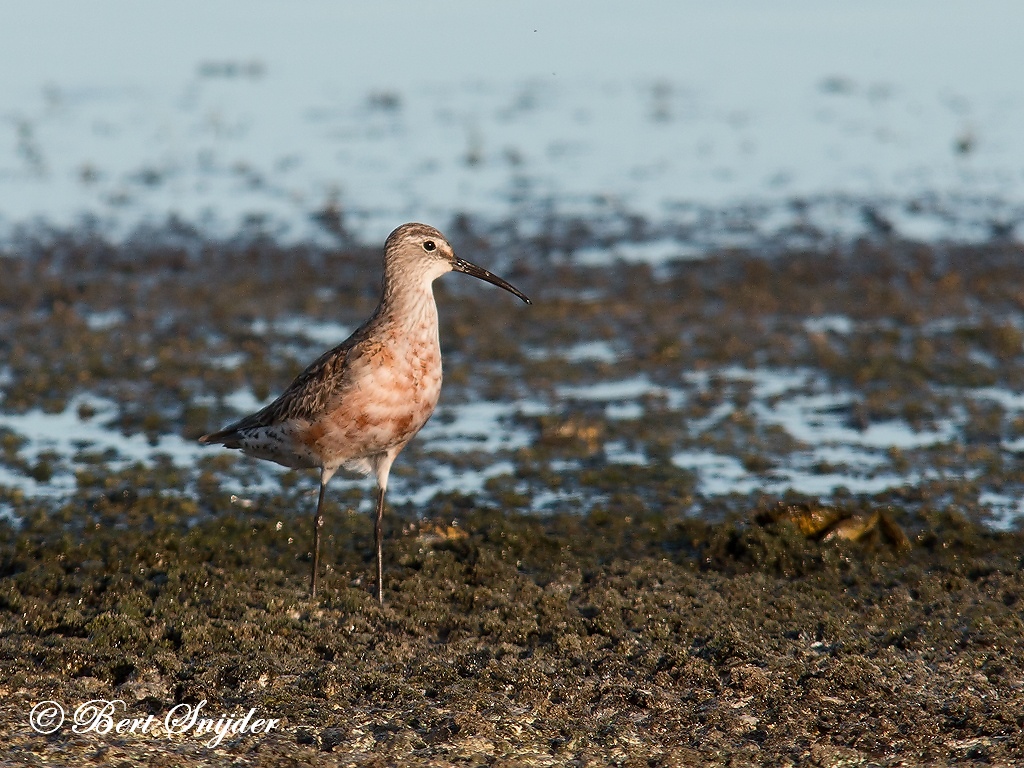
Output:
1,219,1024,765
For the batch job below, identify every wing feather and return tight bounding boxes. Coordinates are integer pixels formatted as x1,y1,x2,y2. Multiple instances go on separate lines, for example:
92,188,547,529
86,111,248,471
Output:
199,340,353,446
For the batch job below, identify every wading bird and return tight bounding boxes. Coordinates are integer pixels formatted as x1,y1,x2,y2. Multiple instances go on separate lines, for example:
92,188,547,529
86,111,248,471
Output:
200,223,530,602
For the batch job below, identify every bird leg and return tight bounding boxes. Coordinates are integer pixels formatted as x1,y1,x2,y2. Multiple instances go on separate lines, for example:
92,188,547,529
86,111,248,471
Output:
375,485,386,604
310,479,327,597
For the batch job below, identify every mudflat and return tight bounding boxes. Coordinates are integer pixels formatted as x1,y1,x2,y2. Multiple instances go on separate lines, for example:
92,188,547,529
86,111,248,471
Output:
1,223,1023,765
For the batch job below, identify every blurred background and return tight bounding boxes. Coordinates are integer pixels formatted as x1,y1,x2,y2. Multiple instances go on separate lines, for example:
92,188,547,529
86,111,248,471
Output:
3,0,1023,244
3,1,1024,529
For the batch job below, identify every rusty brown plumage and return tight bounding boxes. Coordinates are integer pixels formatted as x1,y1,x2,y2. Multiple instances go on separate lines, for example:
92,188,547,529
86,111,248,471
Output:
198,222,531,603
200,340,354,446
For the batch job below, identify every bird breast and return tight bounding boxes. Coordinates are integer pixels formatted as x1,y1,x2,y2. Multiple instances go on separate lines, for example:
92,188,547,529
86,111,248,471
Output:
311,325,443,462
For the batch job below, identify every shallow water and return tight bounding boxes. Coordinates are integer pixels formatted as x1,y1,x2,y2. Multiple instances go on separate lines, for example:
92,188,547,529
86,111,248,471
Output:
0,4,1022,530
2,353,1022,527
2,3,1023,247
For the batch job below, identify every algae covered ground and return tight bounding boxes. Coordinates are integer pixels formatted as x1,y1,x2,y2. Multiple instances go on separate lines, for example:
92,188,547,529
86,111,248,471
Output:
1,220,1024,766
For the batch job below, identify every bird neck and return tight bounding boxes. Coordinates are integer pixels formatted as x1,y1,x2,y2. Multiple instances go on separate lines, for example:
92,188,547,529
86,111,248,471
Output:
377,276,439,336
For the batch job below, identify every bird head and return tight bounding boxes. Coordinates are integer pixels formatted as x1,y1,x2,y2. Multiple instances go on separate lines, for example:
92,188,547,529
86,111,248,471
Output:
383,222,531,304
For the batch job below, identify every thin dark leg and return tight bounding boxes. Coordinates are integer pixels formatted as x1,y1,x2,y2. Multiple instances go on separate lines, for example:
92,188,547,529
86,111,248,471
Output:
310,480,327,597
375,485,386,604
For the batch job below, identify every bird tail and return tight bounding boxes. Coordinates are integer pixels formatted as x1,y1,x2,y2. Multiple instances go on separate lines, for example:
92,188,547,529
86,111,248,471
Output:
198,429,242,448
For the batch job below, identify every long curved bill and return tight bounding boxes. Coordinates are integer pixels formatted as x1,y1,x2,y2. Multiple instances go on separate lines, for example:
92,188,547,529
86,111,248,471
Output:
452,258,532,304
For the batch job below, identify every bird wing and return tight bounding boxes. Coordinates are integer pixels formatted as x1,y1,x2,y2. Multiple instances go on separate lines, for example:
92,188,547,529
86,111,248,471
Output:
200,340,354,446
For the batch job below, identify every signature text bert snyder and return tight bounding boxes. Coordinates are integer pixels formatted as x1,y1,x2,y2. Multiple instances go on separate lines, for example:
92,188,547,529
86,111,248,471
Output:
30,699,280,747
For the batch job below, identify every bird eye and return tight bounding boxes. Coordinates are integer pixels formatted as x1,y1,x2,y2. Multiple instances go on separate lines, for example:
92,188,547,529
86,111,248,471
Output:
423,240,436,252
